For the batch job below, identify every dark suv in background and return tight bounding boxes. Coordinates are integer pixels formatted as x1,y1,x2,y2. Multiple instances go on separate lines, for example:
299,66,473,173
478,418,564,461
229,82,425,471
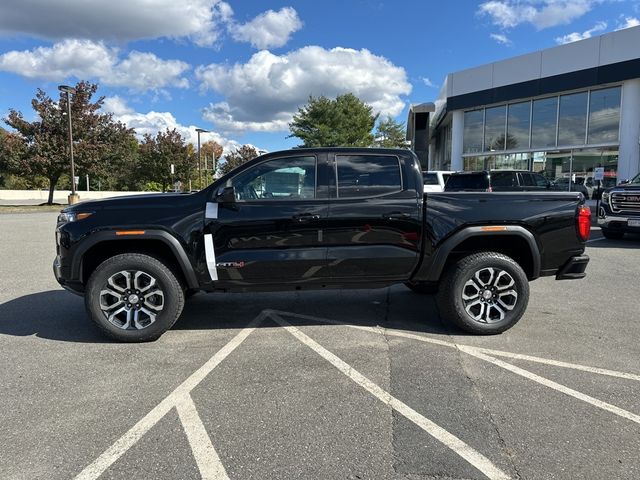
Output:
444,170,551,192
598,172,640,239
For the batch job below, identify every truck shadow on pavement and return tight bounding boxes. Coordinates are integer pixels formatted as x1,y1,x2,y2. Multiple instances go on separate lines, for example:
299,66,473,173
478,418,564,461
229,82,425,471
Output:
0,287,460,343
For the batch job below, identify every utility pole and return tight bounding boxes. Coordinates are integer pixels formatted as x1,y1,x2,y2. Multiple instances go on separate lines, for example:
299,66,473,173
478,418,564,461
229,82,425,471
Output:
195,128,209,189
58,85,78,204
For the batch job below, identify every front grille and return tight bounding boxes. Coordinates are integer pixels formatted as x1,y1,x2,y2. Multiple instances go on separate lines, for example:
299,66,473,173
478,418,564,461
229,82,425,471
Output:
611,191,640,213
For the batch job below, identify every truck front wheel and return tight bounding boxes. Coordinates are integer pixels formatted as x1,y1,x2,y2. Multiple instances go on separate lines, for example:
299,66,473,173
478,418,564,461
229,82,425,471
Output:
85,253,185,342
437,252,529,334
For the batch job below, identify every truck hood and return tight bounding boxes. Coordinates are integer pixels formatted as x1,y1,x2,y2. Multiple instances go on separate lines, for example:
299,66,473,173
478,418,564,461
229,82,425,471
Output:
63,192,200,212
608,185,640,191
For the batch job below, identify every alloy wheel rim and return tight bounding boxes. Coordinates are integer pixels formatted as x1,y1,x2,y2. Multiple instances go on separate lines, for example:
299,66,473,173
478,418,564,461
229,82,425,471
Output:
99,270,165,330
461,267,518,324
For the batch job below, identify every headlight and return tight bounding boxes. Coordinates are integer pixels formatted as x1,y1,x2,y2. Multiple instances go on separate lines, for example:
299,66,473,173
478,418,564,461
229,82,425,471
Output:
601,191,610,204
57,211,93,224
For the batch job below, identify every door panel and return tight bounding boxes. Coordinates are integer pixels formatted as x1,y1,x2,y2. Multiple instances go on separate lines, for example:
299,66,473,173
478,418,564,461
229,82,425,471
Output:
203,155,330,286
324,154,422,281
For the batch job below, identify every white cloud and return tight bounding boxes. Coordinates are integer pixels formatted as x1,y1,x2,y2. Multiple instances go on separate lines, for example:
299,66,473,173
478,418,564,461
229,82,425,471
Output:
0,39,190,92
196,46,411,133
232,7,302,49
479,0,603,30
0,0,232,47
616,16,640,30
555,21,607,44
490,32,513,45
102,51,190,90
421,77,438,88
102,96,240,152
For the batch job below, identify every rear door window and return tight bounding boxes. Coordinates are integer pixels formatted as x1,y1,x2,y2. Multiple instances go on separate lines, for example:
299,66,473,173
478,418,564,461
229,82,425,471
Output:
519,173,536,187
335,155,402,198
444,173,489,191
532,173,550,187
491,171,518,188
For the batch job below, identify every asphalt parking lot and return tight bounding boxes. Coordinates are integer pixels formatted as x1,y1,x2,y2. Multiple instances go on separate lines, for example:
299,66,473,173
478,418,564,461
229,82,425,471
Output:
0,212,639,480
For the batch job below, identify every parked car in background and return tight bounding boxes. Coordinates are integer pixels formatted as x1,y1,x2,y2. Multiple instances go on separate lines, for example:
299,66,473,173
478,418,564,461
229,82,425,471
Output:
551,178,590,198
423,170,455,192
444,170,551,192
598,172,640,239
589,176,617,200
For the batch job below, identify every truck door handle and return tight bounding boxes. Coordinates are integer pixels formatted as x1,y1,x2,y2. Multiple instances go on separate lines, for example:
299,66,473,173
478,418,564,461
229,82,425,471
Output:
292,213,320,223
383,212,411,220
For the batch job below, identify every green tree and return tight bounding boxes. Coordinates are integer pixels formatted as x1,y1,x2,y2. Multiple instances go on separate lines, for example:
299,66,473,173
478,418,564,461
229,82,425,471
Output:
201,140,224,174
374,116,408,148
95,124,140,191
138,128,189,192
219,145,258,176
4,81,130,204
288,93,378,147
0,128,21,174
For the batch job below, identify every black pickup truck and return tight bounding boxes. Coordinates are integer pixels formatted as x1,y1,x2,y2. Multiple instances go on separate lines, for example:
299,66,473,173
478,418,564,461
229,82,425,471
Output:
54,148,591,342
597,172,640,239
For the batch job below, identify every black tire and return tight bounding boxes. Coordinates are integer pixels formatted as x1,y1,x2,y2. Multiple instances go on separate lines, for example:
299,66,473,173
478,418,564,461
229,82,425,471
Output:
436,252,529,335
85,253,185,342
601,228,624,240
404,281,439,294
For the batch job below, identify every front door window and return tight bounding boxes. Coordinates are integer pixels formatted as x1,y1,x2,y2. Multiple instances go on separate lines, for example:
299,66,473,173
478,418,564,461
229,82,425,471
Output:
230,156,317,201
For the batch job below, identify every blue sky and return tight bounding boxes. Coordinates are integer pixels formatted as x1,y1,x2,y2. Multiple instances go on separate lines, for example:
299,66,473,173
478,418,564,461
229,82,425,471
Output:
1,0,639,154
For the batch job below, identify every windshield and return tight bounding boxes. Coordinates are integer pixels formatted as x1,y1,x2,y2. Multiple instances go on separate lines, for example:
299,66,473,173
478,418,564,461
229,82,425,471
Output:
628,172,640,185
423,173,439,185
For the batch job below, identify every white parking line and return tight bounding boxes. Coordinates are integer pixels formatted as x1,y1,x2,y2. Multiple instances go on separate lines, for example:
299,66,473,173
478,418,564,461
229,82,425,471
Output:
176,394,229,480
586,237,606,243
271,313,511,480
269,310,640,425
74,314,264,480
458,346,640,425
268,310,640,382
470,347,640,382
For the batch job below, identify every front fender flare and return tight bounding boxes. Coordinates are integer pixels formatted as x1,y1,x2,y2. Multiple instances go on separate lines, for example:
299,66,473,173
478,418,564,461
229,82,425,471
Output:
71,229,199,289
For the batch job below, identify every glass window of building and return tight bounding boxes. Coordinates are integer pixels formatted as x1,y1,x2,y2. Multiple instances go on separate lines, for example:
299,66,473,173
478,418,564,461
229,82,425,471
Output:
484,105,506,151
588,87,621,144
463,156,486,171
486,153,530,170
558,92,588,146
531,97,558,148
507,102,530,150
463,110,484,153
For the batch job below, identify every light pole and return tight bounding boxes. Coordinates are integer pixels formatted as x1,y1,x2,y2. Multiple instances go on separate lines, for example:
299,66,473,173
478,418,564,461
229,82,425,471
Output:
58,85,78,204
195,128,209,189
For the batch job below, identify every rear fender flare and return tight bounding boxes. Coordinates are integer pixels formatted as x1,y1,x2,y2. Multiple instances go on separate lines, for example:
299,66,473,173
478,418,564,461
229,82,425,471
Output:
421,226,541,282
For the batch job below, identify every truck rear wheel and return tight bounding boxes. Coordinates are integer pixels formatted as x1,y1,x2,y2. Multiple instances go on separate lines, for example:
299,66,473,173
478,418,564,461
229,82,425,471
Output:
437,252,529,334
85,253,185,342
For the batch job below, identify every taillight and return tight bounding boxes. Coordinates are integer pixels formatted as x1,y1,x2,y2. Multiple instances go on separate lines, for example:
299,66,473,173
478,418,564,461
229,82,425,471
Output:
577,205,591,241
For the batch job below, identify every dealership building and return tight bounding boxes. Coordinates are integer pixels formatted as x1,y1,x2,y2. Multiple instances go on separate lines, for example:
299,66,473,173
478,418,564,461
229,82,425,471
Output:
410,25,640,188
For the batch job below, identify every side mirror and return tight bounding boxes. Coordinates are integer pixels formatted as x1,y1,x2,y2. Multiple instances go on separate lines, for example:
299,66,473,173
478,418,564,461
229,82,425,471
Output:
619,179,630,185
216,186,237,206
